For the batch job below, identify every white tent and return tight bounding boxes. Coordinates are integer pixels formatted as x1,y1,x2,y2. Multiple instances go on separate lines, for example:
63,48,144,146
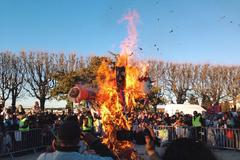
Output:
157,104,206,116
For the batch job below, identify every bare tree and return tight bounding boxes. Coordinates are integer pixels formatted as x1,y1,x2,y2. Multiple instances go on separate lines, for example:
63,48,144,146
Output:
148,60,165,87
192,64,230,108
193,64,212,108
21,52,56,110
0,52,11,108
8,53,25,111
163,62,194,104
225,66,240,109
207,65,228,103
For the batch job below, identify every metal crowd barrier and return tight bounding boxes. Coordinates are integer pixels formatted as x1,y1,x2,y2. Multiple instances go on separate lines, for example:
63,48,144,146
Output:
1,126,240,159
0,128,54,160
153,126,240,150
205,127,240,150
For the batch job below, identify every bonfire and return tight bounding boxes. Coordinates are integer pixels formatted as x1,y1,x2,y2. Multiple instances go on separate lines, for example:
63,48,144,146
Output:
96,10,148,159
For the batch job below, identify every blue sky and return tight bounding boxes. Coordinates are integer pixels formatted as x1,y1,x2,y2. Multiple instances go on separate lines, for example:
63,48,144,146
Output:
1,0,240,65
1,0,240,107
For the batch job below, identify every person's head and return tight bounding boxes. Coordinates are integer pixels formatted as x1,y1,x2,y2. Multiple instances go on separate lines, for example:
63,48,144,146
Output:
86,111,92,116
35,101,39,106
159,121,166,128
17,112,26,119
83,117,89,125
8,113,13,119
164,112,169,118
231,108,236,112
6,108,12,115
179,117,184,123
67,108,73,115
176,113,180,118
53,120,81,151
162,138,217,160
68,87,81,104
193,111,198,116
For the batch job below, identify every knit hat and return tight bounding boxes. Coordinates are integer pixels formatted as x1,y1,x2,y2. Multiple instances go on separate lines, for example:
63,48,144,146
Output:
57,121,80,145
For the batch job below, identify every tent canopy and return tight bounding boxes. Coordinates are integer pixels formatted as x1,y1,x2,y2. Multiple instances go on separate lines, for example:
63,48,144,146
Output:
157,104,206,116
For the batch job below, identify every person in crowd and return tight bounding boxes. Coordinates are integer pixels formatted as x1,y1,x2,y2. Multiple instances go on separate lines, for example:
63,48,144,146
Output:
0,101,239,156
93,112,102,136
33,101,41,114
174,117,188,138
54,116,63,128
226,112,235,128
4,109,19,131
144,127,161,160
162,138,217,160
192,111,202,141
16,104,25,115
18,113,29,132
145,131,217,160
37,120,115,160
163,113,171,126
82,111,94,133
1,130,12,153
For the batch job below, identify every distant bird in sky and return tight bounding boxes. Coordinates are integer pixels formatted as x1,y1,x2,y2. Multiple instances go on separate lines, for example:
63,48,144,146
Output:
138,47,143,50
157,18,160,22
220,16,226,20
218,16,237,26
153,44,160,52
169,29,174,33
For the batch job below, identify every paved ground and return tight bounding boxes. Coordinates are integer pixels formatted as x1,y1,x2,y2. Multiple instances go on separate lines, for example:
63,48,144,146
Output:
1,146,240,160
136,145,240,160
213,150,240,160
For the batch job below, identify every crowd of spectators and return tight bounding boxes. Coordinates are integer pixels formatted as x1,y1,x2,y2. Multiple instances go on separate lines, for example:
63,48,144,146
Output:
0,101,102,154
0,100,240,157
128,109,240,130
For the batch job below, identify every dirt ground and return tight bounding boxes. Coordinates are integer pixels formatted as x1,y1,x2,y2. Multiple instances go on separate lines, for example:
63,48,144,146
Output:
1,146,240,160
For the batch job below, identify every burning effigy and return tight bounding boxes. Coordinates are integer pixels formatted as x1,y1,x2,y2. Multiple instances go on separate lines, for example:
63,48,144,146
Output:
96,11,148,159
68,10,150,159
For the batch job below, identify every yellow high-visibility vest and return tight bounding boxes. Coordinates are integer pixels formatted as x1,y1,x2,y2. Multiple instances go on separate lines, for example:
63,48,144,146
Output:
82,117,93,132
192,116,201,127
19,118,29,132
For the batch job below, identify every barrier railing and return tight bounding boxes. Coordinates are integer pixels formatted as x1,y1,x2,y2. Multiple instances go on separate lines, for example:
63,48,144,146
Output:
1,126,240,159
153,126,240,150
206,127,240,150
0,128,53,160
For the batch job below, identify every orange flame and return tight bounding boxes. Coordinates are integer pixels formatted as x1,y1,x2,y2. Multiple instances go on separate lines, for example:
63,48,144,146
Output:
96,11,146,159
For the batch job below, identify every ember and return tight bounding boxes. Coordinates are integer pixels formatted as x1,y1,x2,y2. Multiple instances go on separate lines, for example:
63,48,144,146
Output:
96,10,147,159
